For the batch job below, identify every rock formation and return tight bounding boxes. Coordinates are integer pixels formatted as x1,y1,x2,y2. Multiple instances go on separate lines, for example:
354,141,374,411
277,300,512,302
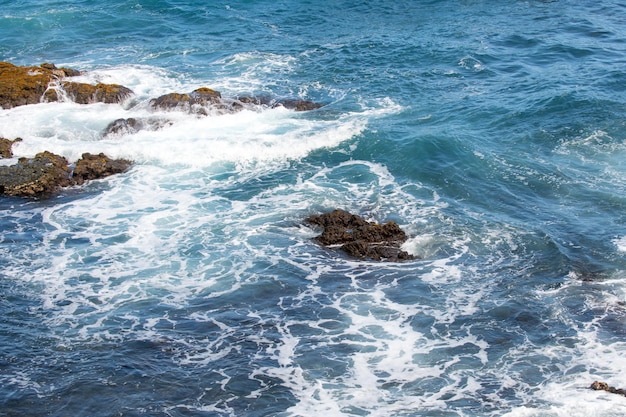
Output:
150,87,223,115
71,152,133,186
0,137,21,158
102,117,173,137
590,381,626,397
0,62,133,109
0,151,132,197
306,209,415,262
56,81,133,105
150,87,323,116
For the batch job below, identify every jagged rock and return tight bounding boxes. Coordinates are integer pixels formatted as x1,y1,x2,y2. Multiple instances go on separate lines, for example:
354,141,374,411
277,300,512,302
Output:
0,61,133,108
150,86,323,116
274,99,323,111
56,81,134,104
0,151,72,196
150,87,222,114
236,96,323,112
71,152,132,185
102,117,173,137
306,209,415,262
590,381,626,396
0,137,21,158
0,151,132,197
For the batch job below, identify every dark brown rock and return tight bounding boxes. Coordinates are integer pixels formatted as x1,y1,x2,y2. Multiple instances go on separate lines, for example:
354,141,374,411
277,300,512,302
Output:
0,151,132,197
150,87,222,114
590,381,626,397
0,151,72,196
236,96,323,112
306,209,415,262
274,99,323,112
0,137,22,158
71,152,132,185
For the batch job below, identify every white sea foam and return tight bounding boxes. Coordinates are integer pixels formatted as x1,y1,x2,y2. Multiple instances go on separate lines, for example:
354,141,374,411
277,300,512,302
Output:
6,60,612,415
0,62,393,168
614,236,626,252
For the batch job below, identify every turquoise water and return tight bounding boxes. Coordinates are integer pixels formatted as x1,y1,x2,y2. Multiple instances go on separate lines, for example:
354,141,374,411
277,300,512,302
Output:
2,1,626,416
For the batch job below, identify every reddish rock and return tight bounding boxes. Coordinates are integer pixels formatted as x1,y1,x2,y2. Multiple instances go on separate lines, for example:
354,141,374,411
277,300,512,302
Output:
0,137,22,158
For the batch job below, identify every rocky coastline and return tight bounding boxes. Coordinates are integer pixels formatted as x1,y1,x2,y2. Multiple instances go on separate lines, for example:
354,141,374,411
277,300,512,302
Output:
0,62,416,262
0,61,323,198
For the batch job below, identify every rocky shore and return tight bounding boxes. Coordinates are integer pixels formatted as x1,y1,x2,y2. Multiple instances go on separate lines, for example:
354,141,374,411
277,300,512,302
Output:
0,61,324,197
0,63,418,263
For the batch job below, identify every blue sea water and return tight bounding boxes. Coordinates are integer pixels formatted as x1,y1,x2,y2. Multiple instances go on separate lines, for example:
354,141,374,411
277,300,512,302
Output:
2,0,626,416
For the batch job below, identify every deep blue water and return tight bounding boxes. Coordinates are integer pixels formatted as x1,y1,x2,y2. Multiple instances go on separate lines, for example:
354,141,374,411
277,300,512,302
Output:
2,1,626,416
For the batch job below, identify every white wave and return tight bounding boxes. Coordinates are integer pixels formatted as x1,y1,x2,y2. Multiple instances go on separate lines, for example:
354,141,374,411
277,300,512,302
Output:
0,63,403,168
613,236,626,252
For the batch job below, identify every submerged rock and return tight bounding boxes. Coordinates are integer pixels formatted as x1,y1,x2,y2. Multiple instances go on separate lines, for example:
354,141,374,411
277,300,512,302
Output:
0,61,133,108
306,209,415,262
274,99,323,111
150,86,323,116
0,151,132,197
0,137,22,158
102,117,173,137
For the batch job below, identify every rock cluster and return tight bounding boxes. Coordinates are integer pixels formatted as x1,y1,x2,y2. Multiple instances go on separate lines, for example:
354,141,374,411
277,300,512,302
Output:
306,209,415,262
0,61,323,197
590,381,626,397
0,62,132,108
0,150,131,197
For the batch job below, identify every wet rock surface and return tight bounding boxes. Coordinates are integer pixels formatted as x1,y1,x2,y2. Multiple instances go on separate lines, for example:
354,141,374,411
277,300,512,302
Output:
150,87,223,114
150,88,323,116
71,152,133,186
0,137,21,158
0,151,72,196
57,81,134,105
103,117,173,137
590,381,626,397
0,62,133,108
306,209,415,262
0,151,132,197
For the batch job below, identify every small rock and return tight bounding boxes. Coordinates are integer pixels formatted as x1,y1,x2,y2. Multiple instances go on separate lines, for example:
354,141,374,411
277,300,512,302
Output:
0,137,22,158
71,152,132,185
590,381,626,396
102,117,174,137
